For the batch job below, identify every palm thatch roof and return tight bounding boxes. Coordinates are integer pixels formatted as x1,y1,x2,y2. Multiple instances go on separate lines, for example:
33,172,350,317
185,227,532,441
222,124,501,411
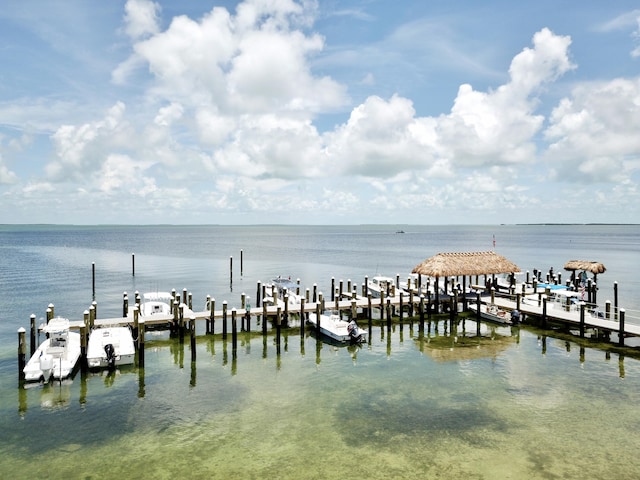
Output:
411,251,520,278
563,260,606,274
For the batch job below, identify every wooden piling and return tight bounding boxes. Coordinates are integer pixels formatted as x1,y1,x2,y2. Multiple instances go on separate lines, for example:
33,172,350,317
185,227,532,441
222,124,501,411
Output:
18,328,26,383
222,301,228,340
256,281,262,307
132,253,135,276
331,278,335,301
29,314,36,356
300,298,305,336
579,303,585,338
232,309,238,354
80,324,87,372
47,304,54,324
275,307,282,355
209,297,215,335
92,262,96,298
190,315,197,362
315,303,321,334
123,293,128,318
614,282,619,320
240,250,243,277
262,302,268,335
619,309,626,347
138,312,145,368
229,256,233,286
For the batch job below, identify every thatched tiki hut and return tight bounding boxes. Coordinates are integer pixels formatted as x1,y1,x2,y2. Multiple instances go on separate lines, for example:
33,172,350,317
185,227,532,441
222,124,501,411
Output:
564,260,606,303
412,251,520,311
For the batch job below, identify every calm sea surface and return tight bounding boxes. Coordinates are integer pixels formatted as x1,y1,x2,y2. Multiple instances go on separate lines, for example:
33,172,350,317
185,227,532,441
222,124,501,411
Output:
1,224,639,479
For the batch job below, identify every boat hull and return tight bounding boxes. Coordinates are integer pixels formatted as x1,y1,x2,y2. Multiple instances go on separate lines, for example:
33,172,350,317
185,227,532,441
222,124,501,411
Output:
307,313,367,343
23,331,81,383
87,327,136,369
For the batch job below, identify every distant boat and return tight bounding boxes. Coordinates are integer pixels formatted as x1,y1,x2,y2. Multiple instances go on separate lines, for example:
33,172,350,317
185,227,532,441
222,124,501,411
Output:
23,317,81,383
307,311,366,344
87,327,135,370
395,230,405,234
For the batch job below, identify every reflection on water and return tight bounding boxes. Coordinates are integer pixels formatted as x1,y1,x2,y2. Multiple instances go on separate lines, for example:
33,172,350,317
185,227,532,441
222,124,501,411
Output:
4,320,640,479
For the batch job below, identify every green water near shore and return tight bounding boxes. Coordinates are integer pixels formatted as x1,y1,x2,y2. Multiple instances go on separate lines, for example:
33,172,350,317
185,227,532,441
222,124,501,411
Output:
3,322,640,480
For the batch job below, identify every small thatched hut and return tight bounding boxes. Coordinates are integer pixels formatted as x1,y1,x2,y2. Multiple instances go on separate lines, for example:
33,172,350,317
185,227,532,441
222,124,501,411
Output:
563,260,606,275
564,260,606,286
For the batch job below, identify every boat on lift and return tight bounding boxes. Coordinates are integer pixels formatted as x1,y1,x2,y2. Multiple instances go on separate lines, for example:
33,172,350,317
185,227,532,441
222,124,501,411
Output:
23,317,81,383
307,310,367,343
87,327,135,370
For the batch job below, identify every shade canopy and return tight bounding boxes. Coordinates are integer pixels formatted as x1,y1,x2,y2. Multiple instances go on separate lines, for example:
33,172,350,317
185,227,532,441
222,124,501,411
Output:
411,251,520,278
563,260,606,274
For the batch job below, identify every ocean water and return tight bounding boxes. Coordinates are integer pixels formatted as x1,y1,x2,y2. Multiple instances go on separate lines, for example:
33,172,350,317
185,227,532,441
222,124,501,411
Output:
1,224,639,479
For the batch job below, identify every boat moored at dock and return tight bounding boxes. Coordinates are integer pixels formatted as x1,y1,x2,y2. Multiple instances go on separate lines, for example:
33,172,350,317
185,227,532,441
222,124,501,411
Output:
307,310,366,344
87,327,135,370
23,317,81,383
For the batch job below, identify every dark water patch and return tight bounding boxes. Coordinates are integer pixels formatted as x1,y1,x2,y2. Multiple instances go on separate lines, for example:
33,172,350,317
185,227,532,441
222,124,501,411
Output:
336,390,510,448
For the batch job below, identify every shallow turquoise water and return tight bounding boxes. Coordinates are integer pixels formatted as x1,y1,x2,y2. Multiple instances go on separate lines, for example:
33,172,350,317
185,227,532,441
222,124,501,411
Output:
1,225,640,479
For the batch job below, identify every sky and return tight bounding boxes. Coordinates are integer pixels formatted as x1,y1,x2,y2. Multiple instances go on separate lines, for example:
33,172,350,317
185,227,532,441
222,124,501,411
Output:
0,0,639,225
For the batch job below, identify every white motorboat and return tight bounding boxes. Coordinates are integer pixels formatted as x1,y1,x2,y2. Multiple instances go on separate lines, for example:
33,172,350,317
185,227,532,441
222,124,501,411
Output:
307,311,367,343
139,291,173,317
367,276,401,298
23,317,81,383
472,303,517,325
263,277,303,309
87,327,135,369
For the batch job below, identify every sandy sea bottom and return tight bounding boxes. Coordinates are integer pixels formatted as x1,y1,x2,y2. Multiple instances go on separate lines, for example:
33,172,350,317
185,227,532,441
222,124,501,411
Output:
3,322,640,480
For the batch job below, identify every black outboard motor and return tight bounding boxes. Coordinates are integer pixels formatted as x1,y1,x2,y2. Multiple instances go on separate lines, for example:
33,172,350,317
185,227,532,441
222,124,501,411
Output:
347,321,364,344
104,344,116,369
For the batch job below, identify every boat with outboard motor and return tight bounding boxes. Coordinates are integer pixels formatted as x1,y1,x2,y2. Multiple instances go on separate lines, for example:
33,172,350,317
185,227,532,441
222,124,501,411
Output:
307,310,367,343
23,317,81,383
471,302,519,325
87,327,135,370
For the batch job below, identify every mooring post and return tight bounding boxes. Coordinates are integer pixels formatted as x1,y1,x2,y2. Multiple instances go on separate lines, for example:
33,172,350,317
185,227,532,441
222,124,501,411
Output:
619,309,626,347
92,262,96,298
29,314,36,356
80,324,88,372
331,277,335,301
229,256,233,286
18,328,26,383
614,282,619,320
605,300,611,321
188,292,192,310
209,297,215,335
89,305,95,330
419,295,425,332
256,281,262,307
190,315,197,362
222,301,228,340
240,250,243,277
273,307,280,355
542,298,548,328
123,293,128,318
245,296,251,333
205,295,211,333
300,298,306,336
313,284,317,303
386,298,391,332
579,303,585,338
262,302,268,335
138,314,145,368
47,304,54,323
172,299,179,336
399,292,404,327
179,305,185,344
132,253,135,276
232,309,238,354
